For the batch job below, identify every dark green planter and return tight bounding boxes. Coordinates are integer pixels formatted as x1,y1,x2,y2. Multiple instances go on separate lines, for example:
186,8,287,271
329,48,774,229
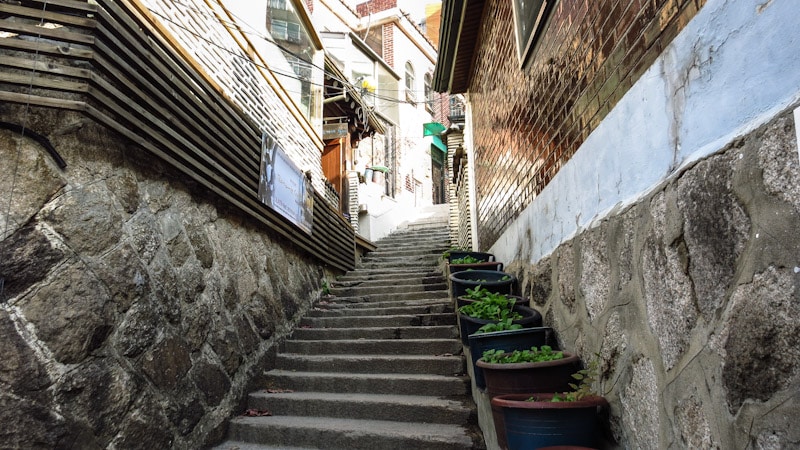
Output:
449,269,517,300
448,260,504,275
491,393,608,450
447,251,495,263
458,304,542,345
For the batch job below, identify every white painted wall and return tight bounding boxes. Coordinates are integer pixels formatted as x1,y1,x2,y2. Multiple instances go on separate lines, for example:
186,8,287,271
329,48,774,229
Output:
489,0,800,263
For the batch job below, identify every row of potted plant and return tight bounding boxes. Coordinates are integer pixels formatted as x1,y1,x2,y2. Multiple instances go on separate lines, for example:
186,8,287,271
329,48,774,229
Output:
443,250,608,450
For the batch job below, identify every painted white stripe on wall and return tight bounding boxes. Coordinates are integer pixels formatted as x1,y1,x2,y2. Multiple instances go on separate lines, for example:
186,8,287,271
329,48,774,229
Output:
794,106,800,165
490,0,800,264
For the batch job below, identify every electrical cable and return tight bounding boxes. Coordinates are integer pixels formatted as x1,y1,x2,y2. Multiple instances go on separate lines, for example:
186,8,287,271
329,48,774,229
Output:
1,0,51,301
146,0,433,103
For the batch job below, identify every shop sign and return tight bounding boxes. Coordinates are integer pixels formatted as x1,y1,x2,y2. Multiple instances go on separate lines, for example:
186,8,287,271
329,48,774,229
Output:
258,131,313,233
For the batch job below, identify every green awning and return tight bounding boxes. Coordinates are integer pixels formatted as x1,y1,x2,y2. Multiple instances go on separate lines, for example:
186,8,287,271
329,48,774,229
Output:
432,135,447,153
423,122,447,136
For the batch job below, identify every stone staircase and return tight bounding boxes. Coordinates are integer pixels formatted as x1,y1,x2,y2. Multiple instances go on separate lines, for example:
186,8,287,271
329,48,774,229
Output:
213,212,485,449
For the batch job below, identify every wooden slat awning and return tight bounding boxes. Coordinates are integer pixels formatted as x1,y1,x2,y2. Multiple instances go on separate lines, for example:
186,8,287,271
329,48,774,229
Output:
0,0,356,271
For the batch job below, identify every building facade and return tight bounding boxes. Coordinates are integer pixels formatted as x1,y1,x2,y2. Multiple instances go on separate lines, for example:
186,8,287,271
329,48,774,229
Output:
436,0,800,448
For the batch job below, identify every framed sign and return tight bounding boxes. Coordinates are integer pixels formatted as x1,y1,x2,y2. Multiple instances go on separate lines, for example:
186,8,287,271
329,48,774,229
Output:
259,131,313,233
511,0,558,69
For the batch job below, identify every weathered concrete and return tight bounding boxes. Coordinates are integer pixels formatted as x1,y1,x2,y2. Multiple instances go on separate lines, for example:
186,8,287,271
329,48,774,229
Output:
0,106,329,448
500,110,800,448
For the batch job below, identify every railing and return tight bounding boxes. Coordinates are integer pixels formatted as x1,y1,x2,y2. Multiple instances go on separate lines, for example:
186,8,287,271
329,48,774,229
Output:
0,0,356,271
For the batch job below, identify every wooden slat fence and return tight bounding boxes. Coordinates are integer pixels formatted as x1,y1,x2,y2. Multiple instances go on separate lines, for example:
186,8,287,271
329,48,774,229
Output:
0,0,356,272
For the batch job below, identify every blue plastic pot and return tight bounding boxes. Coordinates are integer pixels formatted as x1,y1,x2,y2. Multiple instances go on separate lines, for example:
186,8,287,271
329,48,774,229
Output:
491,393,608,450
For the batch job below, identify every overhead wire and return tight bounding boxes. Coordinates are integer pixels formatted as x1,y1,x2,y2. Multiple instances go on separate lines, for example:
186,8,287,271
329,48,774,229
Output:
146,0,433,105
1,0,51,301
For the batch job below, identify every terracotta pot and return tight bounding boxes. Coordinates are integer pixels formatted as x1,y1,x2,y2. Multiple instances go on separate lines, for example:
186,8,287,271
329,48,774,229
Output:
477,353,579,450
466,326,552,391
476,352,579,397
491,393,608,450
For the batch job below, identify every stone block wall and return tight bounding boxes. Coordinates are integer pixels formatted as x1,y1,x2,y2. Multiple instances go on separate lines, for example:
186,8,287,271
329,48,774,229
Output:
504,111,800,448
0,106,329,448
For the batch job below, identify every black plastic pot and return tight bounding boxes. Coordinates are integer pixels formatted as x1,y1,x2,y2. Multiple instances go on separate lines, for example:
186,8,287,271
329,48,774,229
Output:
458,304,542,345
447,251,495,263
449,269,517,300
467,327,552,391
448,261,504,275
456,294,526,309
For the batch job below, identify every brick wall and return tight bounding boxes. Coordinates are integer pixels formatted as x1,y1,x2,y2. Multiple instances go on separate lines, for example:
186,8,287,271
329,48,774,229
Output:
382,23,394,67
356,0,397,16
469,0,704,248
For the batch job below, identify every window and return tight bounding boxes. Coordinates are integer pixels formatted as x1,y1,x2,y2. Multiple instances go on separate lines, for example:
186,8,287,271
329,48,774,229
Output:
265,0,322,124
424,72,434,113
511,0,557,69
404,62,416,103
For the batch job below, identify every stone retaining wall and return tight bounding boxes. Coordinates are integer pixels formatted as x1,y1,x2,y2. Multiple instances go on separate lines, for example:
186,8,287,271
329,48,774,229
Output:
503,110,800,448
0,105,329,448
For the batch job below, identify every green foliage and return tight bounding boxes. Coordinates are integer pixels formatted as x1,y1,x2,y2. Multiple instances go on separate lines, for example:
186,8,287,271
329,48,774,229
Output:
550,357,600,402
321,280,330,296
481,345,564,364
441,247,464,260
451,255,482,264
463,286,511,302
475,318,523,334
458,293,522,321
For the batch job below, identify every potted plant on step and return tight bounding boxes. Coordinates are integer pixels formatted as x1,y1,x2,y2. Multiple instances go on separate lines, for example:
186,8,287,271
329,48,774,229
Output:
467,325,553,391
476,346,579,450
457,285,527,309
449,269,517,300
490,359,608,450
447,254,505,275
457,292,542,345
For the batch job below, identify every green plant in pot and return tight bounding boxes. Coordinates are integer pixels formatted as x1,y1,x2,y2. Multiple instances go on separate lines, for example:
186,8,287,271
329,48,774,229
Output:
491,358,608,450
458,285,524,309
456,292,541,344
476,345,578,450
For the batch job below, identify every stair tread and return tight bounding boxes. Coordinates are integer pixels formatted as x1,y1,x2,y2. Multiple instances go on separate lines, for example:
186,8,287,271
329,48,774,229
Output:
229,415,474,439
266,369,465,380
250,391,471,407
278,353,462,361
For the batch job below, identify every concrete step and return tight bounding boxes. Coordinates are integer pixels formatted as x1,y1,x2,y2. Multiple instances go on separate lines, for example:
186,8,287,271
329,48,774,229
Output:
307,304,452,318
322,290,450,304
284,338,461,355
358,254,445,265
225,415,477,450
337,269,444,281
300,312,455,328
212,442,315,450
264,370,470,396
246,391,474,424
307,302,452,317
317,297,451,310
327,284,449,297
289,325,459,341
331,275,444,288
356,262,441,271
367,247,446,258
275,354,465,375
